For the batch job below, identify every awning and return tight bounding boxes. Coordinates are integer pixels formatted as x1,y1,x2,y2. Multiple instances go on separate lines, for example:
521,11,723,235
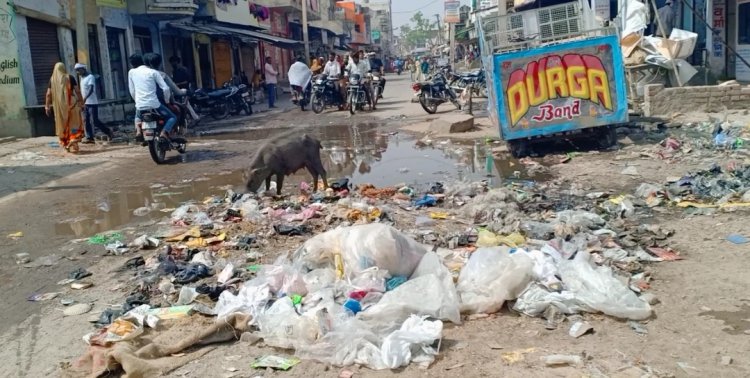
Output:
168,22,301,49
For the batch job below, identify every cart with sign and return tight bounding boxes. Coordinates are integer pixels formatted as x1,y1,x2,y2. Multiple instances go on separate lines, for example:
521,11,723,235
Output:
477,0,628,157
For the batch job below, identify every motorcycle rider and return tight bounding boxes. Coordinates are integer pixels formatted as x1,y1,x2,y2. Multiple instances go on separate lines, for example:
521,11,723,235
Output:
288,56,312,106
144,53,196,126
367,52,386,99
322,52,344,105
128,53,176,140
168,56,191,89
346,50,375,110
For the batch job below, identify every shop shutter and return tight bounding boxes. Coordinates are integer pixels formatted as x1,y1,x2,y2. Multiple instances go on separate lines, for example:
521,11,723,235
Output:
27,17,61,104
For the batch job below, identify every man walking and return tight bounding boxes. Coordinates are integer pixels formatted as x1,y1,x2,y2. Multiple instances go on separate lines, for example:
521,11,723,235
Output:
75,63,113,143
264,56,278,109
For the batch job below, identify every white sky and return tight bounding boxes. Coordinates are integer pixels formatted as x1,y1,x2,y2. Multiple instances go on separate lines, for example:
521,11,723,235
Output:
392,0,472,32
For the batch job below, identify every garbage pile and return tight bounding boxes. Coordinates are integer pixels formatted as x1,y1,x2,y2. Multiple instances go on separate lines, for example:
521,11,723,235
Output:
634,163,750,212
67,178,676,375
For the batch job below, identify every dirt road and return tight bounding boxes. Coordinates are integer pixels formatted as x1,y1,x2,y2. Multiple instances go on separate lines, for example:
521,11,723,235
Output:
1,75,749,377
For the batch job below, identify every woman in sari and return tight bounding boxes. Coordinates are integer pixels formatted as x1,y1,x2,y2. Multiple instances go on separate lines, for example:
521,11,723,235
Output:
45,62,85,152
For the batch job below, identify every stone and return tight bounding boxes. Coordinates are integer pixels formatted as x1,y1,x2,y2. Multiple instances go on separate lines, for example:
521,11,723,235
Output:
721,356,732,365
640,293,660,305
429,114,475,134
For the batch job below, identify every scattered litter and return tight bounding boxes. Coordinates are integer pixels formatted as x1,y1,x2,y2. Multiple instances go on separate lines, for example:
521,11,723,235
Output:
71,281,93,290
541,354,583,367
726,234,748,245
7,231,23,239
628,320,649,335
501,348,536,365
647,247,684,261
251,355,301,371
445,363,465,370
27,292,60,302
621,166,639,176
88,232,123,245
568,321,594,338
721,356,733,366
63,303,92,316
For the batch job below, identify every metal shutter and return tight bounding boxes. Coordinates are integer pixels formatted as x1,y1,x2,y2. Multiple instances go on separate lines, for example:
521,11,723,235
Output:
27,18,61,104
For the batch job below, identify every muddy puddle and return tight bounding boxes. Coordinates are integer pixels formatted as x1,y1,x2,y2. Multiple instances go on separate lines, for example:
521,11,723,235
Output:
56,124,551,237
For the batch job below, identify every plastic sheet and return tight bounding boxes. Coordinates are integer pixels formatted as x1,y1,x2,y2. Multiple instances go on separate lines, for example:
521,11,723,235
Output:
380,315,443,369
456,247,534,314
295,224,428,279
213,279,272,319
558,251,652,320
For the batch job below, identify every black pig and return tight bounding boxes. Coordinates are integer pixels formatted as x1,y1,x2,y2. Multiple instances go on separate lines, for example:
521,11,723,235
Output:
245,134,328,195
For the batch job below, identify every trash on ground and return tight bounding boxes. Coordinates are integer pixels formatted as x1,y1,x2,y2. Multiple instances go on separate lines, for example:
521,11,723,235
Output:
250,355,301,370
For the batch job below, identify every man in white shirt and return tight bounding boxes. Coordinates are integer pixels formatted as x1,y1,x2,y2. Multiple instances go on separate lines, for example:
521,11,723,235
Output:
74,63,113,143
346,51,375,110
323,52,344,103
264,56,278,108
128,53,175,139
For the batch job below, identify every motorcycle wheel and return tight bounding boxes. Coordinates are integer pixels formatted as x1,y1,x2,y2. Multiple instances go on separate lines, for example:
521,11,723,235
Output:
348,93,356,115
211,102,230,120
148,138,167,164
419,94,438,114
300,97,307,111
173,137,188,154
372,86,380,107
311,93,325,114
243,102,253,115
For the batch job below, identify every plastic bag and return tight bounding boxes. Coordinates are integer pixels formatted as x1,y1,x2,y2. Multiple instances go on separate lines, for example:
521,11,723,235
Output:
360,252,462,329
260,263,308,296
513,282,589,316
295,316,387,370
214,278,271,319
303,268,337,293
380,315,443,369
558,251,652,320
295,224,428,279
457,247,534,314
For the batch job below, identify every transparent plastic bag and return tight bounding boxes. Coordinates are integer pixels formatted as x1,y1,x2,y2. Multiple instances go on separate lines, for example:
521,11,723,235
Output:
558,251,652,320
295,224,428,279
380,315,443,369
294,316,388,370
457,247,534,314
214,278,271,319
360,252,462,329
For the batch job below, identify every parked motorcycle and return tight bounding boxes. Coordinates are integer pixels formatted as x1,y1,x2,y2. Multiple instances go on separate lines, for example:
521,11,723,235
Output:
227,83,254,116
412,72,461,114
346,73,370,115
311,74,344,114
449,68,488,97
140,108,188,164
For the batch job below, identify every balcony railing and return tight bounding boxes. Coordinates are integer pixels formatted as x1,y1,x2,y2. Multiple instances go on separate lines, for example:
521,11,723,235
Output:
128,0,199,17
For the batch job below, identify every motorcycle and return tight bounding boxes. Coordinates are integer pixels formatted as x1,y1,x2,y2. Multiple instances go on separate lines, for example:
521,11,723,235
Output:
448,68,488,97
412,71,461,114
226,83,254,116
292,80,312,111
346,73,370,115
140,108,188,164
311,74,344,114
370,71,383,106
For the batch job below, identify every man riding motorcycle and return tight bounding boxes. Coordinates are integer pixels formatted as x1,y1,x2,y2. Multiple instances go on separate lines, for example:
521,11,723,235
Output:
346,51,375,110
288,56,313,107
144,53,190,121
322,52,345,106
128,53,175,142
368,52,386,99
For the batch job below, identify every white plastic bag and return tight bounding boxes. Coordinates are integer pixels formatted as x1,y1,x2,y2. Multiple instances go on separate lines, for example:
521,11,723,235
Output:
457,247,534,314
558,251,652,320
214,279,271,319
380,315,443,369
294,317,388,370
513,282,590,316
295,224,428,279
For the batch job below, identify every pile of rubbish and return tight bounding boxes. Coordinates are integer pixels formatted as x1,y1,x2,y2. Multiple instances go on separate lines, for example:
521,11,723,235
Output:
634,163,750,211
67,177,676,375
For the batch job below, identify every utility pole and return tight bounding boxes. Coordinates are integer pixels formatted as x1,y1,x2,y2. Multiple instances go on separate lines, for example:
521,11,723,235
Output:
434,14,442,45
302,0,310,62
75,0,88,64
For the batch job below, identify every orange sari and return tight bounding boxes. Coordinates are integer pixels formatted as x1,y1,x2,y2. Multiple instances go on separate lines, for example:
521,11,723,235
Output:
50,62,84,150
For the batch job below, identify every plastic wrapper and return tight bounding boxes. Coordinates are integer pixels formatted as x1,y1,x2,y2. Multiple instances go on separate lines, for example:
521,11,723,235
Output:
558,251,652,320
294,224,428,279
457,247,534,314
380,315,443,369
513,282,589,316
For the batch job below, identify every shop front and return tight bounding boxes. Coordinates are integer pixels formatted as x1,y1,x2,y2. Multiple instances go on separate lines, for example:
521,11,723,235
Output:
737,0,750,80
0,2,28,137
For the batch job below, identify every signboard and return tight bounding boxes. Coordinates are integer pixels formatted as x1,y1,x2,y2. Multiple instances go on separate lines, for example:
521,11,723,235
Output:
96,0,126,8
737,45,750,82
445,1,460,24
492,35,627,140
593,0,610,21
371,30,381,41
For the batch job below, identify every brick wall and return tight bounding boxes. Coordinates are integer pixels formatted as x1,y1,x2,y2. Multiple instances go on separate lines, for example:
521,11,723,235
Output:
643,84,750,116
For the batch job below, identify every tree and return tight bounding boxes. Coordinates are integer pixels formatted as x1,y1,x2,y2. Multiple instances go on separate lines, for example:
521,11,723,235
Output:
399,11,439,51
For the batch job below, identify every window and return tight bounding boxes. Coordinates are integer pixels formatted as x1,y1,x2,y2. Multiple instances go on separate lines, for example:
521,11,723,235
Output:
355,24,361,33
106,27,129,98
740,2,750,44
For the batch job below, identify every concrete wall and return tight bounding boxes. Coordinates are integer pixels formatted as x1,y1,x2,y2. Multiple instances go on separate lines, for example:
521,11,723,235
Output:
643,83,750,116
0,2,29,137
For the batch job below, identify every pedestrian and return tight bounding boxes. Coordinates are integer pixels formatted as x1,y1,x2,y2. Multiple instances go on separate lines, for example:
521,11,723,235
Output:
264,56,278,109
655,0,675,38
407,58,416,81
74,63,114,143
419,57,430,81
252,69,264,100
168,56,191,89
45,62,85,153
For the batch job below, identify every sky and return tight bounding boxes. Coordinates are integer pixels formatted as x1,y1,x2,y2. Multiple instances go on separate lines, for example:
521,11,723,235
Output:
392,0,472,33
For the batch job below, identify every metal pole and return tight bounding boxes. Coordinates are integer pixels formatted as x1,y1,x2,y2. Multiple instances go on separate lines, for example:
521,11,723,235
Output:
302,0,310,62
75,0,89,64
450,23,456,70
